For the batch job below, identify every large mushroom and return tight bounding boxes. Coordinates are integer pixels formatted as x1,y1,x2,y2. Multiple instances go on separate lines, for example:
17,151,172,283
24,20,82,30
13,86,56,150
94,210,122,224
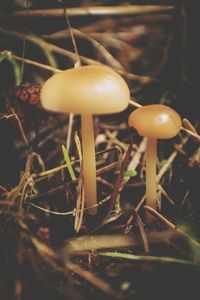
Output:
40,65,130,215
128,104,182,210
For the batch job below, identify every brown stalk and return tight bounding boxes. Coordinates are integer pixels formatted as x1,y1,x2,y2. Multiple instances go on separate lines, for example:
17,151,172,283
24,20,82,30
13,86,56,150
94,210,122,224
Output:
105,130,129,152
34,161,118,181
144,205,200,249
74,132,84,233
150,35,173,77
12,53,61,73
2,5,175,18
109,145,133,211
71,28,124,69
157,136,189,182
48,14,172,41
182,118,198,134
67,262,120,298
122,137,147,186
6,153,44,205
132,210,150,253
5,96,29,146
26,195,112,217
0,27,154,83
181,126,200,142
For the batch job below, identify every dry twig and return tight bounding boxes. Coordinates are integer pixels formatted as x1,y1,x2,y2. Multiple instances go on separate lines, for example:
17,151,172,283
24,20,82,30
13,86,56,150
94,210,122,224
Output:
67,262,120,298
2,5,175,18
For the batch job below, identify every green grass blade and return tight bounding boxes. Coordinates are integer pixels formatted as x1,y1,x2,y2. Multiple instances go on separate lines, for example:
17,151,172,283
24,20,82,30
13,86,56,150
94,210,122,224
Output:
124,170,137,177
30,35,58,72
0,52,8,62
8,58,21,85
62,144,76,181
0,51,21,85
99,251,198,267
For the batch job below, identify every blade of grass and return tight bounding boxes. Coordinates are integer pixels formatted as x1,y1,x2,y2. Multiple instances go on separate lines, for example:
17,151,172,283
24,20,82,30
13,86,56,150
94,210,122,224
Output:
99,252,198,267
74,132,84,233
124,170,137,177
62,144,76,181
30,35,58,71
1,51,21,85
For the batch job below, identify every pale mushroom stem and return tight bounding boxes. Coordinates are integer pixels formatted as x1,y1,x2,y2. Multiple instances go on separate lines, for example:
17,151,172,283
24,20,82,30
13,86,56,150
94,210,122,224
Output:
81,114,97,215
146,137,157,209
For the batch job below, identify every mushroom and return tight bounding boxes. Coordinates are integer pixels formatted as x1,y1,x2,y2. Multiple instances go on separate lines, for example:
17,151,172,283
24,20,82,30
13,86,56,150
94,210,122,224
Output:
40,65,130,215
128,104,182,209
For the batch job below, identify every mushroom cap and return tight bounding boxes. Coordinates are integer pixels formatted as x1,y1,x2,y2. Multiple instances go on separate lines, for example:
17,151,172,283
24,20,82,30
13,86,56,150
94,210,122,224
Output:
128,104,182,139
40,65,130,115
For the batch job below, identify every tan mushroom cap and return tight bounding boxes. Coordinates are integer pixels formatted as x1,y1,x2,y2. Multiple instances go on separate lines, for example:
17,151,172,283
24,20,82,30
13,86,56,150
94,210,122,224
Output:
40,65,130,115
128,104,182,139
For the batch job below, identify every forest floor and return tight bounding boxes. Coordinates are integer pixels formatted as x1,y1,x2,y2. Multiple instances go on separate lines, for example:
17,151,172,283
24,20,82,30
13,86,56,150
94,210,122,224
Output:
0,1,200,300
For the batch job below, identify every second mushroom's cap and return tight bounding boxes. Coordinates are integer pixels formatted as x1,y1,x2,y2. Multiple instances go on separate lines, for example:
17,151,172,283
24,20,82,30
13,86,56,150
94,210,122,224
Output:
40,65,130,115
128,104,182,139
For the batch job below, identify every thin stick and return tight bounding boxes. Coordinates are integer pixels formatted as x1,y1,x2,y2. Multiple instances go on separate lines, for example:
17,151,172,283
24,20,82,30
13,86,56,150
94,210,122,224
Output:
129,99,143,108
74,133,84,233
72,28,123,70
109,145,133,211
105,130,129,152
61,4,81,67
0,28,154,83
26,195,111,216
132,210,150,253
157,150,178,183
7,101,29,146
2,5,175,18
135,194,146,212
66,113,74,151
144,205,200,249
182,118,198,134
19,0,29,84
12,53,61,73
67,262,119,298
123,137,147,186
61,5,81,153
181,126,200,142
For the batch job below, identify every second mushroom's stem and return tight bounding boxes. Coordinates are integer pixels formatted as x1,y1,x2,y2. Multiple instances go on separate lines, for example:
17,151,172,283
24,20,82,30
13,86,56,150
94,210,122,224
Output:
146,138,157,209
81,114,97,215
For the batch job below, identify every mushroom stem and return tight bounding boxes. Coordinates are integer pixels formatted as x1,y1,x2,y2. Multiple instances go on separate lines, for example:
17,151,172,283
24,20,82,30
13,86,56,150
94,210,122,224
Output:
146,138,157,209
81,114,97,215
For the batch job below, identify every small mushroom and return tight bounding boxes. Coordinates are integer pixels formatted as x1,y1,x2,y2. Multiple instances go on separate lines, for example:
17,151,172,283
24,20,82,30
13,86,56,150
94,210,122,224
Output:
128,104,182,209
40,65,130,215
